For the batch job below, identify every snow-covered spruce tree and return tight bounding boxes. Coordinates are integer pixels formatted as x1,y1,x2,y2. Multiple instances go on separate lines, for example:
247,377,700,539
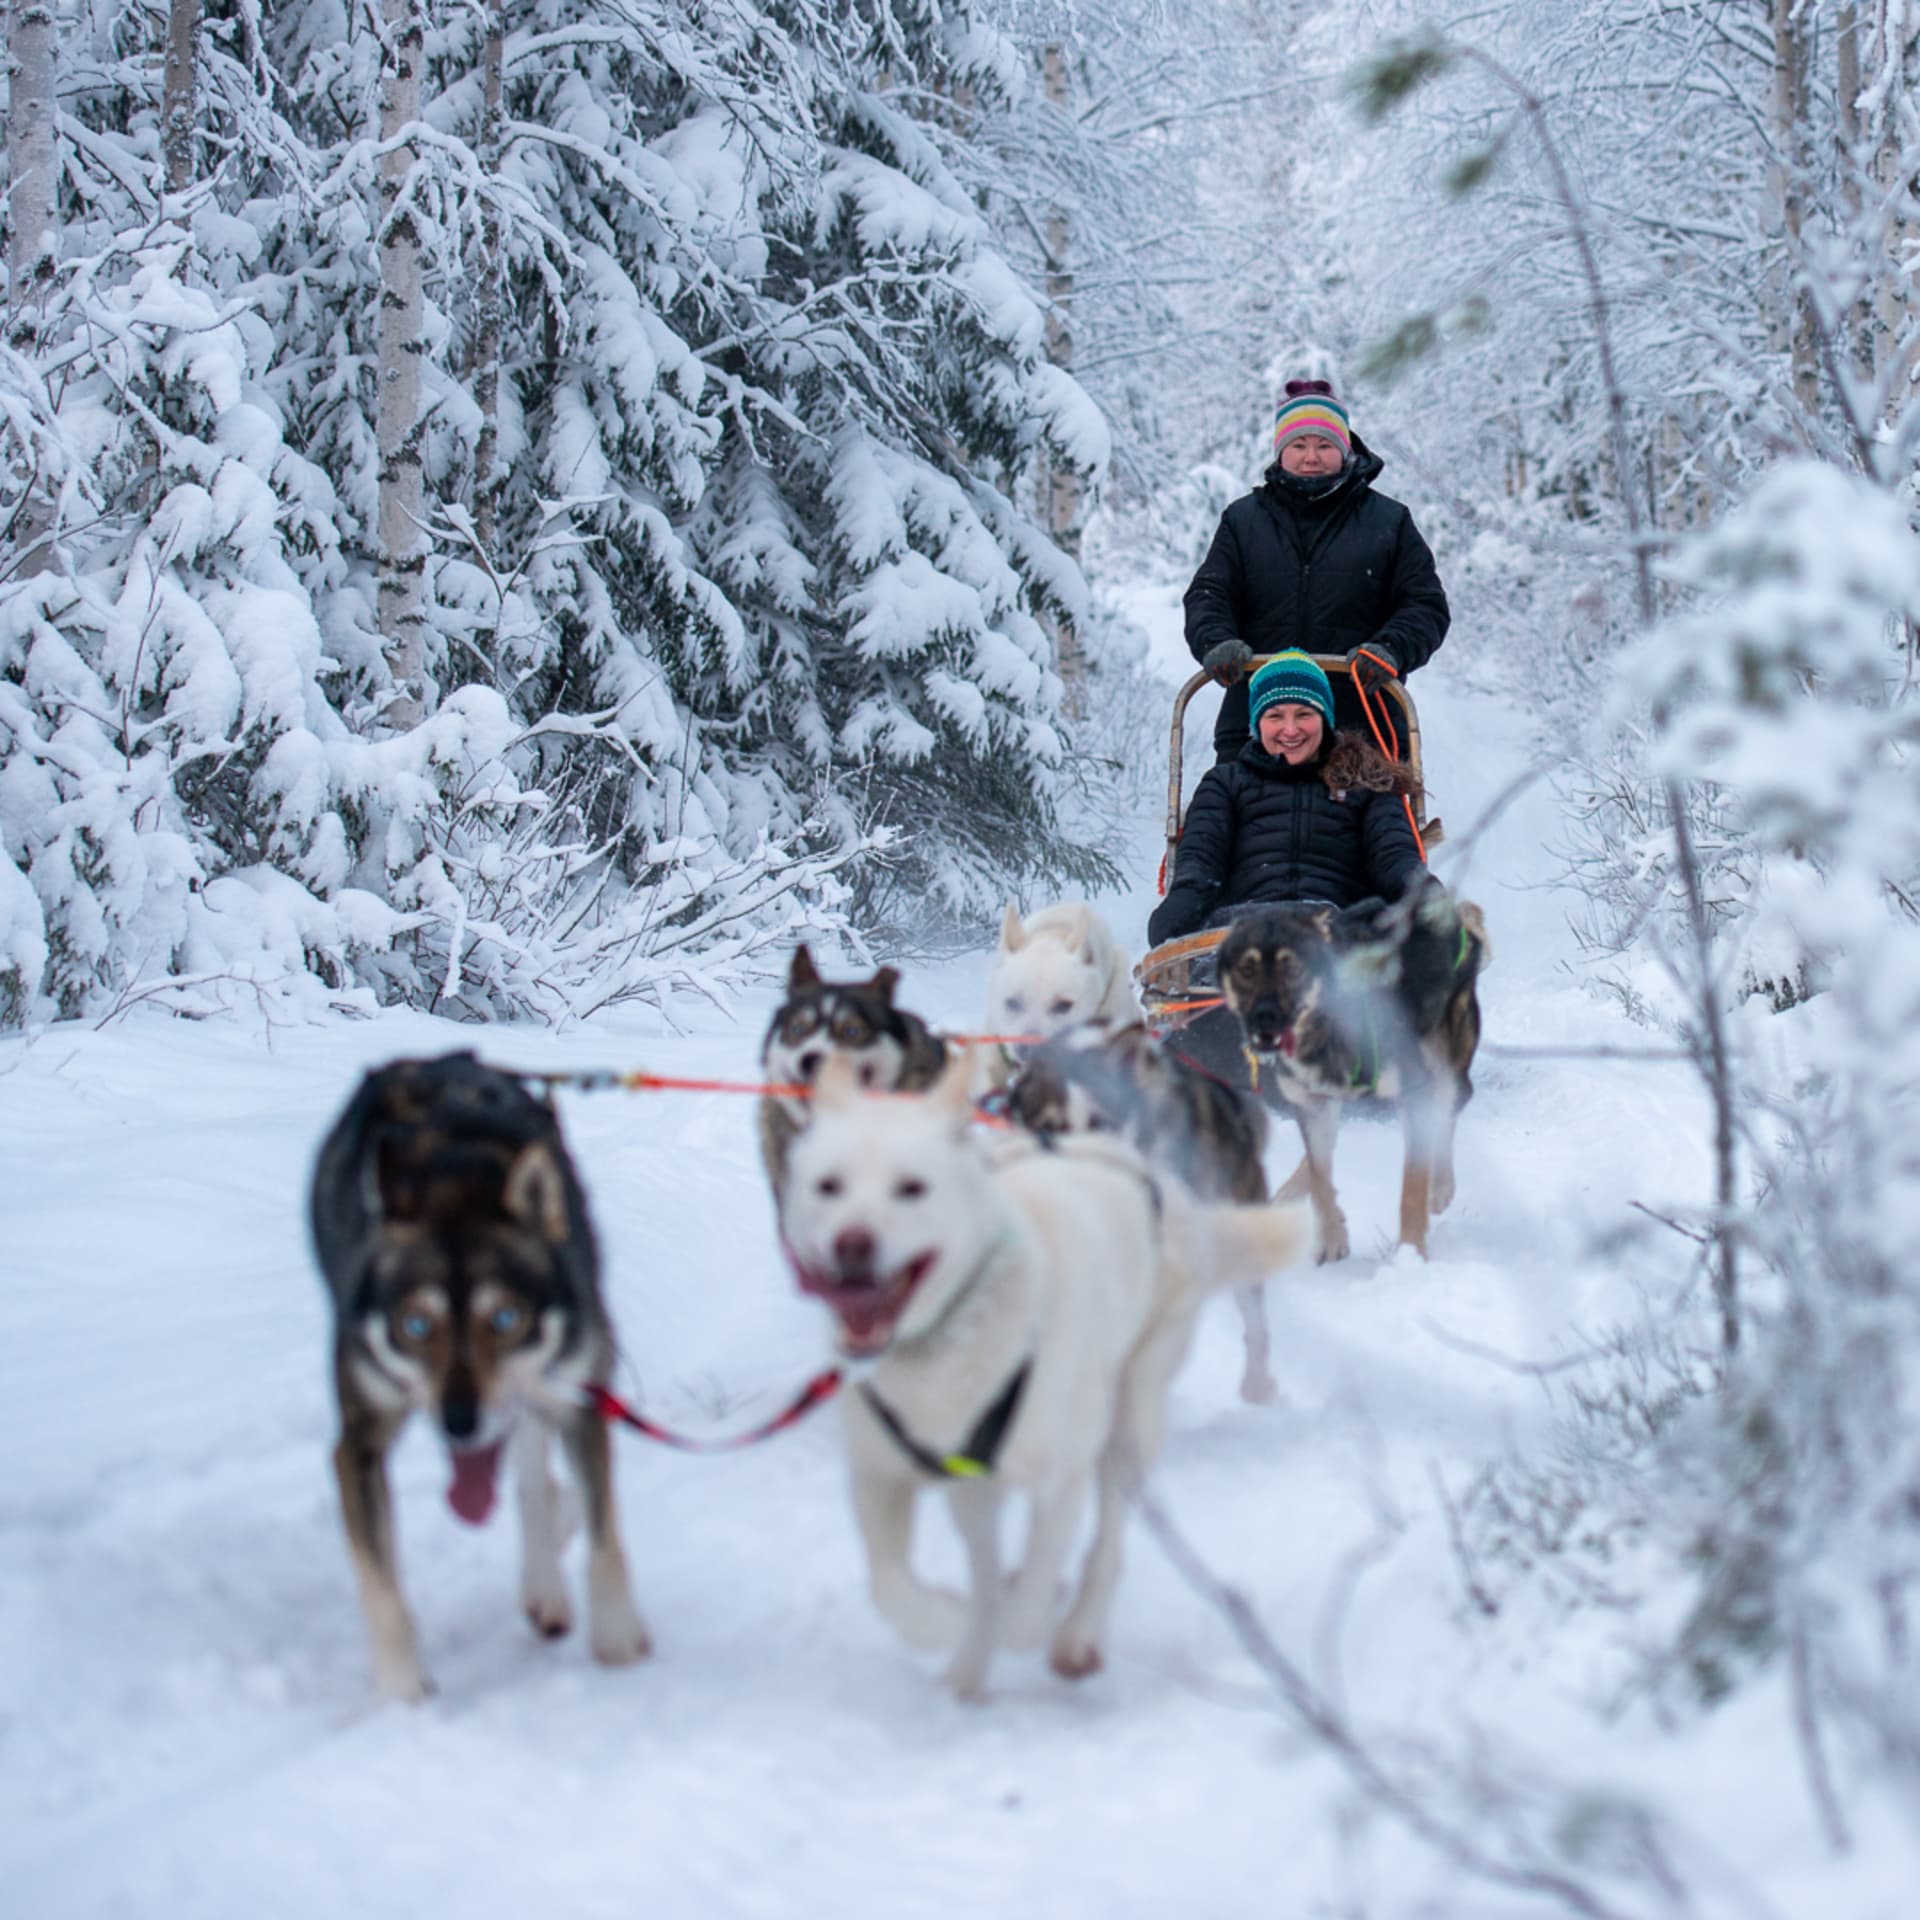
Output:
269,0,1113,977
0,0,411,1021
0,0,1111,1026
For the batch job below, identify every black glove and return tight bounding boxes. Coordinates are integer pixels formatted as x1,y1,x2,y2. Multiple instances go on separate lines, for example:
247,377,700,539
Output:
1201,638,1253,686
1347,643,1398,693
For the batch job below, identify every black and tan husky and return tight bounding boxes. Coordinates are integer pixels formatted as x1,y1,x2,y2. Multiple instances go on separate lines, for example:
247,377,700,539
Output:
757,945,949,1207
309,1051,649,1701
1215,875,1490,1262
1003,1021,1282,1402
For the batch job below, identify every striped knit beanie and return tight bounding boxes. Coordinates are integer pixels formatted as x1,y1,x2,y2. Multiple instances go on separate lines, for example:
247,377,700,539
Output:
1249,651,1336,732
1271,379,1351,460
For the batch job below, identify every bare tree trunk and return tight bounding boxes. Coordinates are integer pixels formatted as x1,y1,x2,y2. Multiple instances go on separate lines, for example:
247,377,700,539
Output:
376,0,430,727
1039,43,1085,709
1835,5,1873,379
7,0,61,578
1771,0,1820,414
1866,6,1920,416
7,0,58,324
163,0,201,198
471,0,506,554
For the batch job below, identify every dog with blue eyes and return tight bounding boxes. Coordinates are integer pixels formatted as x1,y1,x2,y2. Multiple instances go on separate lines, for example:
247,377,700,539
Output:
309,1051,649,1702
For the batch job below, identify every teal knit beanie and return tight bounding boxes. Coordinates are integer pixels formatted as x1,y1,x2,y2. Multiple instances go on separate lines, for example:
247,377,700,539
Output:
1249,651,1336,732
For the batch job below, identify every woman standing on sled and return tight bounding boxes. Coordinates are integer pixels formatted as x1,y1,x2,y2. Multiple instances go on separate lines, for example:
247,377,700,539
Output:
1147,651,1423,949
1185,380,1449,763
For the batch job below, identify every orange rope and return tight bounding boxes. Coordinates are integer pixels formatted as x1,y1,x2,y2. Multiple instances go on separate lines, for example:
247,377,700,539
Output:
531,1064,1013,1127
1147,995,1226,1015
1350,648,1427,863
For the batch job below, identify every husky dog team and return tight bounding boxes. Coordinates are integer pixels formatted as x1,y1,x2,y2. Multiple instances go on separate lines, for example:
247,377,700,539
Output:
312,888,1487,1704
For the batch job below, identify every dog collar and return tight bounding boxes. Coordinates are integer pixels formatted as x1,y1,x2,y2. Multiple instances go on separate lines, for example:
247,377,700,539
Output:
861,1359,1033,1480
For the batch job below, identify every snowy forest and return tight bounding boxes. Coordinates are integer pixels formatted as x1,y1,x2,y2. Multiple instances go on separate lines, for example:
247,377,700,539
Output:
6,0,1920,1915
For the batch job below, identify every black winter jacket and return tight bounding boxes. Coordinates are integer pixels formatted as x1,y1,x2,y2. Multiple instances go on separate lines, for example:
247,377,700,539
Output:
1147,734,1425,947
1184,434,1449,757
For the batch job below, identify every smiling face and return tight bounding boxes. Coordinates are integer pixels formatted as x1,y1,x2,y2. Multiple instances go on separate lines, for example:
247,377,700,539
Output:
1257,702,1325,765
780,1058,996,1359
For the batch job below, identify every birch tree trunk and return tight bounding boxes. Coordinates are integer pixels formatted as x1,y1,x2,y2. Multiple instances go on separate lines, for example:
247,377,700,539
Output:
1770,0,1820,414
471,0,506,554
7,0,59,323
163,0,201,198
8,0,61,578
1865,4,1920,415
376,0,430,727
1039,42,1084,707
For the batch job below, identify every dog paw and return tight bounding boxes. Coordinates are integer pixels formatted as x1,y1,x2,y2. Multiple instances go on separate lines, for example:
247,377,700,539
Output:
372,1651,433,1705
588,1598,654,1667
877,1581,969,1652
1239,1369,1280,1406
944,1656,993,1704
1315,1228,1351,1265
1430,1170,1456,1215
1048,1636,1104,1681
523,1585,574,1641
1000,1579,1067,1653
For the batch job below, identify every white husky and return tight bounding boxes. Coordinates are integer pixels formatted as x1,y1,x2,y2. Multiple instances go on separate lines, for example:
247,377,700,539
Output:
781,1055,1308,1700
985,902,1138,1048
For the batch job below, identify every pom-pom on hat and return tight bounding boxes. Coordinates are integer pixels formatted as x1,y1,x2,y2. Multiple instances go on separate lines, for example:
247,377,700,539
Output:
1271,378,1351,460
1249,650,1336,733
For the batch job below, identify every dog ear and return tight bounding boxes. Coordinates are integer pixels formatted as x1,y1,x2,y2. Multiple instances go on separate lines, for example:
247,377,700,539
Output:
999,903,1027,954
812,1051,863,1112
1061,904,1093,954
788,944,821,992
871,965,900,1004
1308,907,1335,941
368,1137,416,1221
503,1142,571,1243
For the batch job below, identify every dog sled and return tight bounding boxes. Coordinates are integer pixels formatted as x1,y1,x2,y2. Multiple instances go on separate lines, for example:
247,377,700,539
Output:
1137,653,1439,1033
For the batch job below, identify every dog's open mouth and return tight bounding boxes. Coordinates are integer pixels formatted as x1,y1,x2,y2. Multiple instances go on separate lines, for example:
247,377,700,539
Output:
446,1438,506,1526
1249,1024,1298,1059
797,1250,938,1358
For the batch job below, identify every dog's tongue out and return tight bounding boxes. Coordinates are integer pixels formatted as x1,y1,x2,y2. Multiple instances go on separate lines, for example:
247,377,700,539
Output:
447,1440,505,1526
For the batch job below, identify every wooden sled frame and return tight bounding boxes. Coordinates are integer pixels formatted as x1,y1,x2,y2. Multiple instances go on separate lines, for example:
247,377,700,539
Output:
1139,654,1433,1027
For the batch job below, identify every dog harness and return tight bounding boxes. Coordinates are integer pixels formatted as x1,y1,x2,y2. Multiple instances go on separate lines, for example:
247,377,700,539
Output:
860,1360,1033,1480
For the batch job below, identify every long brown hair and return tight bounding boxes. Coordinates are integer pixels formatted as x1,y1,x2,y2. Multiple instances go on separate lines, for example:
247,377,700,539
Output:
1321,730,1420,800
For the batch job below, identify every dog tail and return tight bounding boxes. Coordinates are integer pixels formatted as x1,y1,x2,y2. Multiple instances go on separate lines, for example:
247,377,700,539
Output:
1457,899,1491,972
1195,1199,1313,1291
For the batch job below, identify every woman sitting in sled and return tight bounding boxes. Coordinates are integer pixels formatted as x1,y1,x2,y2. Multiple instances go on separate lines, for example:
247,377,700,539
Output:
1146,651,1423,950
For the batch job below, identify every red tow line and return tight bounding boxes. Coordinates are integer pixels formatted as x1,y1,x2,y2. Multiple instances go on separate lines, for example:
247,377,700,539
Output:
589,1370,844,1452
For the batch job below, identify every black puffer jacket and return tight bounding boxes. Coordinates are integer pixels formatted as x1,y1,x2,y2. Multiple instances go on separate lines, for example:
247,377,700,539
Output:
1185,434,1449,757
1147,734,1424,947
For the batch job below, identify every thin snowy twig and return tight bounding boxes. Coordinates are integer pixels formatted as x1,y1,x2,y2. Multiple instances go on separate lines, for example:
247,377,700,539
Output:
1136,1485,1645,1920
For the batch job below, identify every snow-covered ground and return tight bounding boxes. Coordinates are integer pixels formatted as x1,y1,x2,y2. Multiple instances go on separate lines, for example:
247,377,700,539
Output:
3,602,1905,1917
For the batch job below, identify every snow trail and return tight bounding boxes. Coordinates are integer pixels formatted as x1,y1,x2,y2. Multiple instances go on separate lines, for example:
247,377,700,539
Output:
1,618,1817,1919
